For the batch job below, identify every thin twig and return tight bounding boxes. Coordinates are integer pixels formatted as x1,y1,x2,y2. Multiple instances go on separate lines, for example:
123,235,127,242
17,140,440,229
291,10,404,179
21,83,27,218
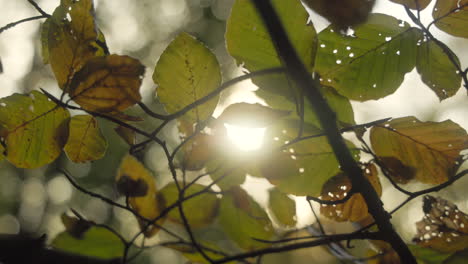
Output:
27,0,50,17
0,15,47,34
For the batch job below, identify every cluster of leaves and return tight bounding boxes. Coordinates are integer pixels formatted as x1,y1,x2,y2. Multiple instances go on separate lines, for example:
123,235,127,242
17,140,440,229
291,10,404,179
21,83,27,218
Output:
0,0,468,263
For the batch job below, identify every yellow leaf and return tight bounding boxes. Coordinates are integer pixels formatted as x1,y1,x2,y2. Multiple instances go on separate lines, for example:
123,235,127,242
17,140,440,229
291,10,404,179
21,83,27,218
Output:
44,0,106,89
116,154,165,237
0,91,69,168
64,115,107,163
69,55,144,113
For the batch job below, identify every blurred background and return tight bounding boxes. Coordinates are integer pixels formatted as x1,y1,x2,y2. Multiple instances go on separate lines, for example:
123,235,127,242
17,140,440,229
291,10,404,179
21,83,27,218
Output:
0,0,467,263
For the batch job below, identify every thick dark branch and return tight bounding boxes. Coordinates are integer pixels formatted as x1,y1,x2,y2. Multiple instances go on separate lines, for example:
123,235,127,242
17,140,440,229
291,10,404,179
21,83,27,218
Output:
212,231,380,264
0,15,47,34
0,234,119,264
250,1,416,263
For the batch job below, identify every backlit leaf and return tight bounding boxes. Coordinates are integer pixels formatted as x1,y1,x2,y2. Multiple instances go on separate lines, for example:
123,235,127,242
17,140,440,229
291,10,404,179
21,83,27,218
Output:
0,91,69,168
226,0,317,99
259,120,359,196
432,0,468,38
164,242,229,264
316,14,422,101
181,133,213,171
52,226,124,259
303,0,375,29
64,115,107,163
255,85,355,129
44,0,107,89
116,154,165,237
218,103,290,128
416,40,462,100
320,163,381,222
160,183,219,228
219,187,275,250
413,196,468,253
370,117,468,184
69,54,144,113
268,188,297,227
207,159,247,190
389,0,431,10
408,245,452,264
153,32,221,124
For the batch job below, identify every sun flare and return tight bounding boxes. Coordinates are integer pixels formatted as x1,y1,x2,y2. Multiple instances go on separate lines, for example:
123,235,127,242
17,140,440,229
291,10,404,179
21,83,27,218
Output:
224,123,266,152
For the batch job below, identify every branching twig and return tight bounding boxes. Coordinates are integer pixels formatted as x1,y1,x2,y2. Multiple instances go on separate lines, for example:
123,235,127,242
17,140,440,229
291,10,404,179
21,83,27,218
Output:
27,0,50,17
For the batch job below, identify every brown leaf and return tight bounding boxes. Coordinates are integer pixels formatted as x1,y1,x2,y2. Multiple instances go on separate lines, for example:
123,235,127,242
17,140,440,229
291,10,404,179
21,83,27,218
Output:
370,117,468,184
320,163,381,222
303,0,375,29
114,125,136,145
413,196,468,253
380,156,416,184
69,54,144,113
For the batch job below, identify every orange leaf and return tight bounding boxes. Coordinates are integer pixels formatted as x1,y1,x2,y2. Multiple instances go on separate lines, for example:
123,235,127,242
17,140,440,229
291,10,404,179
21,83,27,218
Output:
69,55,144,113
320,163,381,222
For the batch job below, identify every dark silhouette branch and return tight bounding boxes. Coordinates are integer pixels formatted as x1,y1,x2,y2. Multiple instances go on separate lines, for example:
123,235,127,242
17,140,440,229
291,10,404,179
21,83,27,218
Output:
250,1,416,263
0,234,119,264
27,0,51,17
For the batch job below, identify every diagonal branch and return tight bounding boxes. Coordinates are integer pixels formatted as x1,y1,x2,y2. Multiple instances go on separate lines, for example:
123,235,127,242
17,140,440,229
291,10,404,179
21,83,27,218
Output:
249,1,416,263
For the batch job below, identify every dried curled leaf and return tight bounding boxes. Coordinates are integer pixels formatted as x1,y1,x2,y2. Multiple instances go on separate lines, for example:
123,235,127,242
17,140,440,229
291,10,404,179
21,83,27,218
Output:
69,55,144,113
303,0,375,29
413,196,468,253
61,213,92,239
0,91,69,168
320,163,381,222
218,103,290,128
116,154,165,237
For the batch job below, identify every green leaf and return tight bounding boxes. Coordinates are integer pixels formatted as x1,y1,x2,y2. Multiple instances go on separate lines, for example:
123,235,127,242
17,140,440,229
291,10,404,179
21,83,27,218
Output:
268,188,297,227
432,0,468,39
416,40,462,100
444,249,468,264
0,91,69,168
390,0,432,10
160,183,219,228
219,187,275,250
370,117,468,184
52,226,124,259
116,154,166,237
153,32,221,124
226,0,317,99
409,244,451,264
44,0,106,89
256,85,355,129
315,14,422,101
218,103,290,128
207,159,247,191
259,120,359,196
64,115,107,163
